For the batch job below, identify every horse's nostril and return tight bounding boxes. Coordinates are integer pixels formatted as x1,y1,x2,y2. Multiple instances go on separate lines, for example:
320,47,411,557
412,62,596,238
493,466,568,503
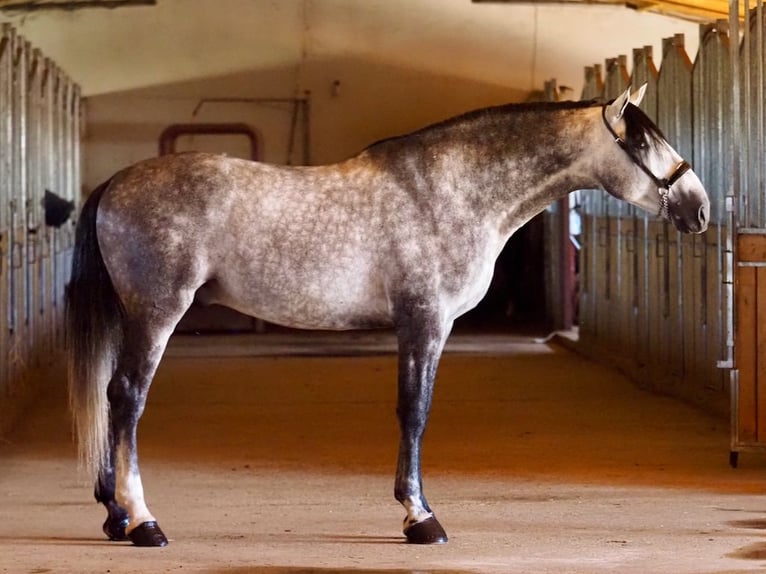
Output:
696,204,709,232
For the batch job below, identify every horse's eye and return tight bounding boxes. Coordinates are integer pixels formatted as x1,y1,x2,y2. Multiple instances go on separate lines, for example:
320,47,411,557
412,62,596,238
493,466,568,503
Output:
636,140,648,151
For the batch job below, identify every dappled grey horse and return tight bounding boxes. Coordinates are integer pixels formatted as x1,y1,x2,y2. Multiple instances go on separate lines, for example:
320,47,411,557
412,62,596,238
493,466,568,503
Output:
66,86,709,547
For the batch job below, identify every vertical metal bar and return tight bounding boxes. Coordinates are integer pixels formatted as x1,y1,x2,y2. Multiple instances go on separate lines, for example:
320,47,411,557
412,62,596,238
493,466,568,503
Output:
742,4,752,226
69,81,81,296
631,45,658,366
25,46,40,363
725,0,741,451
579,64,603,340
757,0,765,228
38,57,49,355
602,56,630,348
39,57,53,354
9,33,28,385
0,25,10,397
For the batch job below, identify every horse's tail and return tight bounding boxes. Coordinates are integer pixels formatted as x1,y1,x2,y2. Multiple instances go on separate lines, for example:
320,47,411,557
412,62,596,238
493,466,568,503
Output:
66,177,124,479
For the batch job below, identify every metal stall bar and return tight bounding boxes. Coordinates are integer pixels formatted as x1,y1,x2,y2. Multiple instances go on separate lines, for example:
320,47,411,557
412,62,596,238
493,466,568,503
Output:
741,2,766,230
0,25,10,397
8,32,28,391
25,46,41,365
656,34,693,377
578,64,604,344
692,21,731,395
64,80,81,329
51,67,65,342
542,79,562,329
602,56,630,350
725,0,743,463
542,78,576,331
39,57,54,354
630,46,659,368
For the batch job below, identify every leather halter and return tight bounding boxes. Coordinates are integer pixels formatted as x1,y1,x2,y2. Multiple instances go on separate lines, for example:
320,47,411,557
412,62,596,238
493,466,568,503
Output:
601,104,691,218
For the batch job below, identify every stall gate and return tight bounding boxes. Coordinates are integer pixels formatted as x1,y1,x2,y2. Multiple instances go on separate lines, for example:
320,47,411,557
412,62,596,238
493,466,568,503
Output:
0,24,80,433
574,22,732,418
731,2,766,461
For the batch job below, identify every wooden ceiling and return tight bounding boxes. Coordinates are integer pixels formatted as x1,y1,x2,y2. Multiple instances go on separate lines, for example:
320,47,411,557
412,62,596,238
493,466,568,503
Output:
472,0,737,23
0,0,155,12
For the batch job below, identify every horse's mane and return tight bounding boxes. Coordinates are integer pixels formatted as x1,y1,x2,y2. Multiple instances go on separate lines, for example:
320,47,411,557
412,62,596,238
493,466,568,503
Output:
363,99,603,151
363,97,666,157
621,102,667,147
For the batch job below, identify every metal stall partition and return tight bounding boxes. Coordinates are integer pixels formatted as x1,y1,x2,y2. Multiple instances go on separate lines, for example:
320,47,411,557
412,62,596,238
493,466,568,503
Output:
56,73,80,344
630,47,659,369
573,24,734,420
577,58,631,350
577,65,604,343
656,34,694,380
541,78,576,331
8,30,29,395
692,21,731,397
0,24,80,433
25,47,43,366
604,57,633,355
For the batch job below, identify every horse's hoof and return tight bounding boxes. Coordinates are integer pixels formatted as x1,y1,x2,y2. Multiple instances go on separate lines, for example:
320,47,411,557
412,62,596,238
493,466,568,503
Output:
127,521,169,547
102,514,130,541
404,516,448,544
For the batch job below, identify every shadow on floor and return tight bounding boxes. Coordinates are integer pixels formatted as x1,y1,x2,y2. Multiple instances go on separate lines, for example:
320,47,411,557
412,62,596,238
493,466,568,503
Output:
204,568,473,574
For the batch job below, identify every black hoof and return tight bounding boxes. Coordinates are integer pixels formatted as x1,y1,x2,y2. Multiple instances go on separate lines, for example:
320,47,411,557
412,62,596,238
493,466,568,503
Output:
127,521,169,547
404,516,448,544
102,513,130,541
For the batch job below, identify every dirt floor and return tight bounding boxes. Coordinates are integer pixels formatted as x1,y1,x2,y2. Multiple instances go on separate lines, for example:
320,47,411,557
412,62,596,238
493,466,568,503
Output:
2,332,766,574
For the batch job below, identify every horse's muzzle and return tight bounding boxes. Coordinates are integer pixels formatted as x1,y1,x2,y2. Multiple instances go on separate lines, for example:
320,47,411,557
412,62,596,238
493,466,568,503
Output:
671,202,709,234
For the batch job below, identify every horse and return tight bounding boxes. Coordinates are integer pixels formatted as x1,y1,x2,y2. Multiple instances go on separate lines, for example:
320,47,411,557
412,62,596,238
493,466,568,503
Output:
66,85,709,547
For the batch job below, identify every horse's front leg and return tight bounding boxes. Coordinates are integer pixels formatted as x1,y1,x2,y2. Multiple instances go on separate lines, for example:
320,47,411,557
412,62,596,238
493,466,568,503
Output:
394,301,451,544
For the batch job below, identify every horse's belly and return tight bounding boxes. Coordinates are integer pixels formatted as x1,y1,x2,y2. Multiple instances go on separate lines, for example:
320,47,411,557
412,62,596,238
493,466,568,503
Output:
213,270,392,331
445,254,498,320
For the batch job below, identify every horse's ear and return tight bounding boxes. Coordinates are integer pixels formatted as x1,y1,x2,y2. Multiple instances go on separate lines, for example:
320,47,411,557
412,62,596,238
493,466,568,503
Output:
605,87,631,124
629,83,647,107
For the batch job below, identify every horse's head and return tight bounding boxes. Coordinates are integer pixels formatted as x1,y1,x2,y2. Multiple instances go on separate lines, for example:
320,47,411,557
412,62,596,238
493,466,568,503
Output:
599,85,710,234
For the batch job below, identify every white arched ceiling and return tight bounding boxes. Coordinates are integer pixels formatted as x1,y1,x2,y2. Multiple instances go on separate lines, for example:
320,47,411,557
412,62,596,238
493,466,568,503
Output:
1,0,699,97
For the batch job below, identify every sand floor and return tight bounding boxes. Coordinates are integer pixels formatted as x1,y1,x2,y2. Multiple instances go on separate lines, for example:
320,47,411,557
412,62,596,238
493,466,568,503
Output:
2,333,766,573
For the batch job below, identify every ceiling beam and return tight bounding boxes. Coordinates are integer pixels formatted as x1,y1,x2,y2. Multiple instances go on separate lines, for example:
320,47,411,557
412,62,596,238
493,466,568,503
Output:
0,0,156,12
471,0,730,23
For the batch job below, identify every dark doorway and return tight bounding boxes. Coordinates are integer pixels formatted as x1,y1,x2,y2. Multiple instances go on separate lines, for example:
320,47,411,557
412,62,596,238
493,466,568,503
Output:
456,214,547,333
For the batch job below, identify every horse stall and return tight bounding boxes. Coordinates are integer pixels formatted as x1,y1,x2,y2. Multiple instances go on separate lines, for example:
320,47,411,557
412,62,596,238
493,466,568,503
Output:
731,3,766,465
573,5,766,469
574,24,732,418
4,1,766,573
0,23,79,436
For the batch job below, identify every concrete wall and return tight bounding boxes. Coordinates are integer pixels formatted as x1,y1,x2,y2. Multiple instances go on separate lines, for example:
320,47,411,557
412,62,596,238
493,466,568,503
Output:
1,0,698,191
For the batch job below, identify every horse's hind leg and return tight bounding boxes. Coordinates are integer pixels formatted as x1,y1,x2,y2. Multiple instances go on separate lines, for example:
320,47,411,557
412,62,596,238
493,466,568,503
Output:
95,445,130,541
393,299,452,544
105,315,180,547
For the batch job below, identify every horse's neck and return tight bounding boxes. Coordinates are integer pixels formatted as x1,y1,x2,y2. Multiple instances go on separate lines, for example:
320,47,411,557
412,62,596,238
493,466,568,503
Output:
441,106,601,235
